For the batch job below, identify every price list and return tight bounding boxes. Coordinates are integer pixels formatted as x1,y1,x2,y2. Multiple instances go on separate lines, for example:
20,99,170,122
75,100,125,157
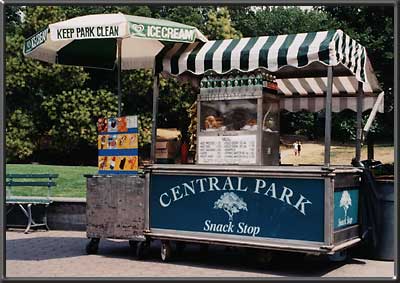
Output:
198,135,257,164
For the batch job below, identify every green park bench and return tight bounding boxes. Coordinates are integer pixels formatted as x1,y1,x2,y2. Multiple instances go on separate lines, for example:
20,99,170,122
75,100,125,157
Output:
6,173,58,234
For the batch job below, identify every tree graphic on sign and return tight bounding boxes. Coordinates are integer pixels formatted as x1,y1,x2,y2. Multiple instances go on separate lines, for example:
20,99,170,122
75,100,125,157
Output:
339,190,352,220
214,192,248,221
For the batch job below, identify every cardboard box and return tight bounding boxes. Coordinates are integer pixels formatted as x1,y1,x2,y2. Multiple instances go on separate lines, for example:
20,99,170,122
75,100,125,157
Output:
156,141,180,159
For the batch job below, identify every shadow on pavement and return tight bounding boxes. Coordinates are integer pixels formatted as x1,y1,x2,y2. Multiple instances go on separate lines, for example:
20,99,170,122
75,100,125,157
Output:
6,233,365,277
98,240,356,277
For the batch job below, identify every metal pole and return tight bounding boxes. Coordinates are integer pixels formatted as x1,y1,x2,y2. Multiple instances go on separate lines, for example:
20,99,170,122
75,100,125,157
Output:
324,66,333,167
150,72,160,164
117,38,122,117
356,81,364,162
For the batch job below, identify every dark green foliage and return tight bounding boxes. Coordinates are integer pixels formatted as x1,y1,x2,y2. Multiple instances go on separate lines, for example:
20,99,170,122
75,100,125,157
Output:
41,88,118,152
280,111,318,139
330,109,384,144
6,109,37,162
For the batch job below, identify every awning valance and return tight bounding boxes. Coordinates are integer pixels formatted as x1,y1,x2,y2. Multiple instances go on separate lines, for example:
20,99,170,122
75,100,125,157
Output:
156,29,381,94
280,95,384,113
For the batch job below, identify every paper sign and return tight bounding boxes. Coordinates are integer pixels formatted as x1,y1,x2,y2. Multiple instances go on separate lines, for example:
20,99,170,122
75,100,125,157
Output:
198,135,257,165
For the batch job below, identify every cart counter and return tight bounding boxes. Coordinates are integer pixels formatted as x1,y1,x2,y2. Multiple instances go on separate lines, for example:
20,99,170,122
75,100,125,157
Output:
145,164,362,254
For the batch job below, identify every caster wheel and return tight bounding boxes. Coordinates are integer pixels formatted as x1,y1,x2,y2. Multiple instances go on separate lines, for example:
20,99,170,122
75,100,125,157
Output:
129,240,138,250
161,241,172,262
136,241,150,260
86,238,100,255
328,250,348,262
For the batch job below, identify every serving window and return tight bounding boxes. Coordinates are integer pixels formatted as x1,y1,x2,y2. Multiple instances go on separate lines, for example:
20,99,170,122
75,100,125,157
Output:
200,99,257,132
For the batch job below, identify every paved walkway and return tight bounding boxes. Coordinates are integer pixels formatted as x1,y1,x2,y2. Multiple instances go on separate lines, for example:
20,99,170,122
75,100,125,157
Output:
6,230,395,278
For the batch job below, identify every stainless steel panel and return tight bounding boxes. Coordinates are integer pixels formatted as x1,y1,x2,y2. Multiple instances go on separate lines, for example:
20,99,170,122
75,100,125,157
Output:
86,175,146,240
324,177,334,246
334,225,360,244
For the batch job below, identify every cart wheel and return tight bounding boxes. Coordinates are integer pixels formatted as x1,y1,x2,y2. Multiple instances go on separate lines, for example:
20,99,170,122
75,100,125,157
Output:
328,250,348,262
160,241,172,262
136,241,150,260
86,238,100,255
129,240,138,250
175,242,186,256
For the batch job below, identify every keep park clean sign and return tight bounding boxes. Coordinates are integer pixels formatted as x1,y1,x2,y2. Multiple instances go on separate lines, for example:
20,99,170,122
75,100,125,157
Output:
51,24,122,40
128,22,196,42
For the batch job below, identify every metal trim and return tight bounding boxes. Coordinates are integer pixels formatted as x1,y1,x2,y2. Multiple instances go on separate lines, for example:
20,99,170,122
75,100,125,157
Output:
147,228,327,254
150,170,327,179
324,177,334,246
147,164,359,174
144,172,150,231
330,238,361,253
333,225,360,244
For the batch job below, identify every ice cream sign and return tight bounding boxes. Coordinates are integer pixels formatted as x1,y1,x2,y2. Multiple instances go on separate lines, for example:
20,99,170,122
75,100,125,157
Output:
128,22,196,42
97,115,138,175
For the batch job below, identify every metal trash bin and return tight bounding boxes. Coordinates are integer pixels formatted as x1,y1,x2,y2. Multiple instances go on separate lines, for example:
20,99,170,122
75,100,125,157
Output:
374,179,394,261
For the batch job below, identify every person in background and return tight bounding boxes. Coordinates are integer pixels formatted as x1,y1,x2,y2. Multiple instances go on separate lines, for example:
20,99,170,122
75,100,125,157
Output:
293,141,298,156
297,141,302,156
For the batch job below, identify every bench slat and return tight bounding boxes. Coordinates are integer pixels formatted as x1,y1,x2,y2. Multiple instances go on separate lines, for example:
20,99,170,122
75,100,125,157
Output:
6,181,56,187
6,174,58,178
6,198,52,204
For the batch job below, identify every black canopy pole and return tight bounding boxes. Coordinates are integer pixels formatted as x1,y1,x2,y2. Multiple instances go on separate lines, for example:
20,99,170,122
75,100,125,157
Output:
324,66,333,167
150,70,160,164
356,81,364,162
117,38,122,117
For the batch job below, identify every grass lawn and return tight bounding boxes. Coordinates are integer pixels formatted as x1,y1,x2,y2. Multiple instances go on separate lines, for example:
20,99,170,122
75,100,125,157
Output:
6,164,98,198
6,143,394,198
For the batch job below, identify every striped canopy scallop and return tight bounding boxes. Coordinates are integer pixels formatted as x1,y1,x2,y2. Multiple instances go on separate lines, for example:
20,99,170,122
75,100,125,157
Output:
157,29,380,94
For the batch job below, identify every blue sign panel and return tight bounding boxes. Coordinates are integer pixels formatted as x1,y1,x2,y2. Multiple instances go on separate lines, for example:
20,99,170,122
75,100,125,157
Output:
333,188,359,230
150,174,325,242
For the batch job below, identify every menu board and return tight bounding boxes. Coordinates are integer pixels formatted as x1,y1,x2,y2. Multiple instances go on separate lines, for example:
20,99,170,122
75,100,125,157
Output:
97,115,138,175
198,135,257,165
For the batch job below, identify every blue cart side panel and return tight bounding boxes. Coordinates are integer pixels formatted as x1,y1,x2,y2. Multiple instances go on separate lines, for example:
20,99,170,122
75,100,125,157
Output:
333,187,359,230
150,174,325,242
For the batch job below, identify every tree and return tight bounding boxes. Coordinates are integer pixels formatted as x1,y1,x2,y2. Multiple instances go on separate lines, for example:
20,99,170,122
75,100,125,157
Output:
214,192,248,221
5,109,37,162
339,190,352,220
41,88,117,153
205,7,242,40
229,6,338,37
5,6,92,162
319,6,394,141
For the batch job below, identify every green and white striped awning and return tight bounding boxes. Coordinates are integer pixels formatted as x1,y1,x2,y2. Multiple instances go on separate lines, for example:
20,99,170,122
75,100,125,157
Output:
157,29,380,95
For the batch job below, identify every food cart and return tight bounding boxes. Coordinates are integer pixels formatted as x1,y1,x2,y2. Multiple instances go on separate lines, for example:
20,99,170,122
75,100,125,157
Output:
85,29,385,263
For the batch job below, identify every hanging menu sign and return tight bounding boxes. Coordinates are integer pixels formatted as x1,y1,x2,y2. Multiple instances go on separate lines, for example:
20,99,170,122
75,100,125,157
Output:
198,135,257,165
